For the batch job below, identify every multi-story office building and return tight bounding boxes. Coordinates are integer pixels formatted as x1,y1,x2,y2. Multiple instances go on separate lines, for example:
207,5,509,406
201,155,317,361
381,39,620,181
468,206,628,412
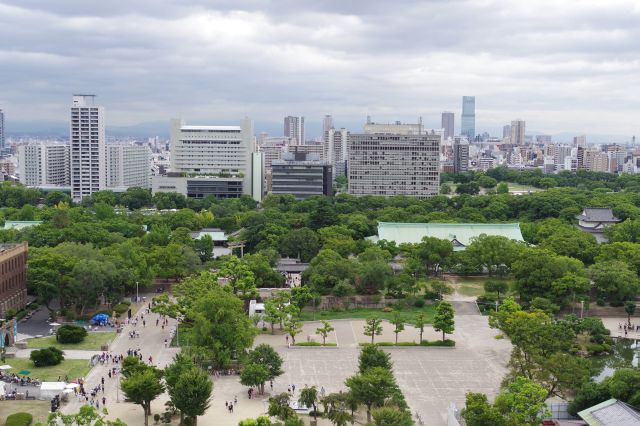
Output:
0,161,16,177
0,242,28,320
106,144,152,189
287,143,324,159
461,96,475,140
152,118,263,201
441,112,454,140
584,150,609,172
510,120,526,146
574,135,587,148
284,116,305,145
348,127,440,199
0,109,5,156
323,128,349,177
18,143,70,187
502,124,511,139
259,140,287,173
536,135,552,144
70,95,106,202
322,115,333,136
453,137,469,173
271,152,332,200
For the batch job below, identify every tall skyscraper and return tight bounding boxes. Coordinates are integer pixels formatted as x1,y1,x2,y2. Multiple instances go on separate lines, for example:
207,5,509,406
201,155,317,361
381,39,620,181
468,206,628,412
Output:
322,115,333,136
348,124,440,199
502,124,511,139
0,109,5,156
70,94,106,202
441,112,454,140
510,120,526,146
18,143,70,186
461,96,475,140
284,116,305,145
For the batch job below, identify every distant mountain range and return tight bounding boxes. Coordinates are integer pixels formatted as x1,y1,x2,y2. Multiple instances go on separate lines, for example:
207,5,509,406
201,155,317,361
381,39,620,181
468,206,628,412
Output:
6,121,635,144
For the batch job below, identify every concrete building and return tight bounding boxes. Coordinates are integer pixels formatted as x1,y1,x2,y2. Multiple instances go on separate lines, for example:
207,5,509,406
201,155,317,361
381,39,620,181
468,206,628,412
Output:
322,115,333,136
502,124,511,139
288,143,324,160
284,116,305,145
0,242,28,319
453,137,469,173
153,118,263,201
0,160,16,177
348,127,440,199
574,135,587,148
510,120,526,146
441,112,454,140
584,150,609,172
106,144,152,189
461,96,475,140
0,109,5,156
70,95,106,202
18,143,70,187
271,152,332,200
323,128,349,178
536,135,552,144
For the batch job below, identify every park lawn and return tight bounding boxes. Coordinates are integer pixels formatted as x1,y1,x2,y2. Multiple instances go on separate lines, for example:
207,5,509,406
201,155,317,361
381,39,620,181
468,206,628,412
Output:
26,332,116,350
457,285,486,297
4,358,90,382
447,276,514,297
507,182,543,192
0,400,51,424
300,304,437,323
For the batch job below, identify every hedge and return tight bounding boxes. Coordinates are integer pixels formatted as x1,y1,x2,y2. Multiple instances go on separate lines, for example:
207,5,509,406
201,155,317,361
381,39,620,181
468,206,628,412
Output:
294,342,337,347
113,303,130,315
30,347,64,367
56,325,87,344
5,412,33,426
359,340,456,347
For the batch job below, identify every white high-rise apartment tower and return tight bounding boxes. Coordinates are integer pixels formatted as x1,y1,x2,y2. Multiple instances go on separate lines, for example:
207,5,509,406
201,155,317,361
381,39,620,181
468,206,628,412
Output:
510,120,526,146
323,127,349,177
0,109,5,155
284,116,305,145
107,144,152,189
322,115,333,136
70,95,105,201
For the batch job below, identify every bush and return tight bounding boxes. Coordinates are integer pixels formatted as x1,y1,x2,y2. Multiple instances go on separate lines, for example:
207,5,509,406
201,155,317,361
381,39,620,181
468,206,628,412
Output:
294,342,337,347
332,281,355,297
420,339,456,347
587,343,612,355
5,309,16,320
413,299,426,308
5,412,33,426
113,303,130,315
56,325,87,344
30,347,64,367
382,307,393,313
596,298,605,306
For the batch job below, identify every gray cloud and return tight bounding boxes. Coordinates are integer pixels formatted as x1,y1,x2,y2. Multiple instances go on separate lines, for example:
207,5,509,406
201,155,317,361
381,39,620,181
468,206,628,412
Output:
0,0,639,138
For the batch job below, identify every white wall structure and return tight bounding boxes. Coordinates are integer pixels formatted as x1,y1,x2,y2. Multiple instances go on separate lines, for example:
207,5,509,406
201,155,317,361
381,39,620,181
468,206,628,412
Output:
18,143,69,186
323,127,349,178
70,95,106,202
284,116,305,145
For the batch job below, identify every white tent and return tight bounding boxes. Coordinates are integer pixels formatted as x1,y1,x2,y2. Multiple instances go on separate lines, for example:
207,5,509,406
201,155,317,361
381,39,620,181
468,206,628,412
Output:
0,382,5,397
39,382,66,400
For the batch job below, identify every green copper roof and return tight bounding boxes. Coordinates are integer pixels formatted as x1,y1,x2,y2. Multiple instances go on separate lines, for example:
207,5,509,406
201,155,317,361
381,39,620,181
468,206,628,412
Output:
369,222,524,249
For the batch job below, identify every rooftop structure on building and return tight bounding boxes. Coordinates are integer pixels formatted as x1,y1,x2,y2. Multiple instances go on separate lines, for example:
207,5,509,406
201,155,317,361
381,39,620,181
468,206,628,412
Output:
367,222,524,250
578,398,640,426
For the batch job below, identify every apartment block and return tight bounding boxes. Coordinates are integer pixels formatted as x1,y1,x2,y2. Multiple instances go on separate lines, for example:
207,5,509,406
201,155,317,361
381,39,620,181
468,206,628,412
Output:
0,243,28,319
107,144,152,189
70,95,106,202
18,143,70,186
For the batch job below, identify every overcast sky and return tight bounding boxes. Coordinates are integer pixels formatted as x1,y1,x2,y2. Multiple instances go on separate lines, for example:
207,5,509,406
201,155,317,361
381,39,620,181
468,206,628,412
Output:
1,0,639,138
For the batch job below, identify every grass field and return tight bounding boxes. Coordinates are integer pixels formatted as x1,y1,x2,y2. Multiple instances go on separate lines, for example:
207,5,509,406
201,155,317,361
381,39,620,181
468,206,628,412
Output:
446,276,513,298
0,400,51,424
3,358,91,381
26,332,116,350
299,304,437,323
507,182,543,192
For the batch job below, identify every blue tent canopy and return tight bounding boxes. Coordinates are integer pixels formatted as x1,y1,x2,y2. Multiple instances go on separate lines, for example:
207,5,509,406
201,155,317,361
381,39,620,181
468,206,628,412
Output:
91,313,109,325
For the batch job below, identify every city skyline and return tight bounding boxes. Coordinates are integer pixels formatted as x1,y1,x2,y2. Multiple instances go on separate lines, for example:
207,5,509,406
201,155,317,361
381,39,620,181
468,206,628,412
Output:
0,1,639,138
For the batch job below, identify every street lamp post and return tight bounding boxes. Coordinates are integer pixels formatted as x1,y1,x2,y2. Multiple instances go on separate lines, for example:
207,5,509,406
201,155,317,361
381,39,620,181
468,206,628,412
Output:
136,281,139,304
580,300,585,318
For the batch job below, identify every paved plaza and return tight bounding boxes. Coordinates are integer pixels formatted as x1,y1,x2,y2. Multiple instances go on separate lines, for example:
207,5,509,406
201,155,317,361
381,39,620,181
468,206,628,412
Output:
30,296,511,426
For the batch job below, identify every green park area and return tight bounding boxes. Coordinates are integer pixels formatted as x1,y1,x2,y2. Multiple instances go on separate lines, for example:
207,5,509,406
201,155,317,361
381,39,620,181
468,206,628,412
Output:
299,304,437,323
1,358,90,382
26,331,116,350
0,400,51,425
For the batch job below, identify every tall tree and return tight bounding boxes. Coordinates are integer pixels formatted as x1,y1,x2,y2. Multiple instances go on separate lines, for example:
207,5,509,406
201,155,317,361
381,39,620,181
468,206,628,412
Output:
315,321,335,345
363,316,383,345
298,386,319,420
414,312,427,343
433,301,455,341
358,345,392,374
390,313,405,345
369,407,413,426
120,370,165,426
246,344,283,393
345,367,398,422
625,301,637,327
169,368,212,426
240,363,271,395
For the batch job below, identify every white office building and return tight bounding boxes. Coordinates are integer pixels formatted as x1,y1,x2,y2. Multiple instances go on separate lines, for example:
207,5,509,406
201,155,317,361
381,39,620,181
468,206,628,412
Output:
70,95,106,202
18,143,70,187
348,125,440,199
106,144,152,189
284,116,305,145
323,128,349,178
153,118,263,201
